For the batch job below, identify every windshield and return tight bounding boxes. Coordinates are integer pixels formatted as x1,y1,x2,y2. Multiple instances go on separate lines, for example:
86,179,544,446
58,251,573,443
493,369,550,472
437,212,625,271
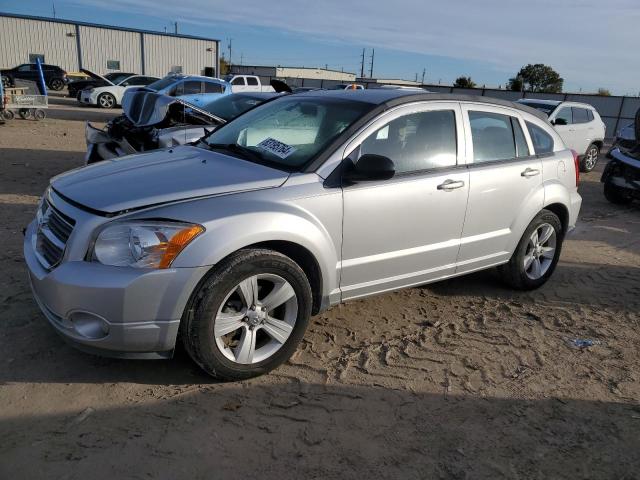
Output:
518,101,558,116
147,76,180,92
203,94,274,121
204,96,370,170
107,73,133,84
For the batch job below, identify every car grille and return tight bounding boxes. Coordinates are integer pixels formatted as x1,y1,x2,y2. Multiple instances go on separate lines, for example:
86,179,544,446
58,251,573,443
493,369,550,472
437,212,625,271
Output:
34,199,75,269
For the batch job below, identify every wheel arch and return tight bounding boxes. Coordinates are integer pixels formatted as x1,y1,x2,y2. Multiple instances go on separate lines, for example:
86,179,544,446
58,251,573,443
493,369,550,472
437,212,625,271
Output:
543,202,569,235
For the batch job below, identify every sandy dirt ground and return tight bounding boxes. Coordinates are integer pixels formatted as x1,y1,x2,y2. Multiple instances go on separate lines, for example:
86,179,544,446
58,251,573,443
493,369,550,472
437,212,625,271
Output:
1,94,639,479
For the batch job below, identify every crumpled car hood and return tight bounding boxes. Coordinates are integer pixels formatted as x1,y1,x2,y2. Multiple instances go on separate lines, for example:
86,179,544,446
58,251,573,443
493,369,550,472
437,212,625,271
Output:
51,145,289,214
122,90,225,127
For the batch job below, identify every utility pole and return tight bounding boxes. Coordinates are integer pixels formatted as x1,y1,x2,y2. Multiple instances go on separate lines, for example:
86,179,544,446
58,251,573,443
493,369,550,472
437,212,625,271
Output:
369,49,375,78
240,53,243,65
52,2,56,18
227,38,233,68
360,48,365,78
174,22,178,34
415,72,418,82
421,68,426,85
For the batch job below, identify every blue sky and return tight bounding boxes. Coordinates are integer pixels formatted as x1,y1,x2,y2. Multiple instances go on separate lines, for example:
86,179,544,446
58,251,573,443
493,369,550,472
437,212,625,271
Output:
1,0,638,94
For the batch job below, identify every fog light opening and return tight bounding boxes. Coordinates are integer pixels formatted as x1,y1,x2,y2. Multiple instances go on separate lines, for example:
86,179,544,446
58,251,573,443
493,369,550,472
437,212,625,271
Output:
68,311,110,339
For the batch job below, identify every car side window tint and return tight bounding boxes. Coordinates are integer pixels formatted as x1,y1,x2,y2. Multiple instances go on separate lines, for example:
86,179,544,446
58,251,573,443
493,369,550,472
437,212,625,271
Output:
138,77,157,86
526,121,554,155
512,117,530,157
555,107,573,124
469,111,516,163
204,82,224,93
359,110,457,174
182,81,202,95
246,77,259,86
232,77,246,86
586,109,594,121
572,107,590,124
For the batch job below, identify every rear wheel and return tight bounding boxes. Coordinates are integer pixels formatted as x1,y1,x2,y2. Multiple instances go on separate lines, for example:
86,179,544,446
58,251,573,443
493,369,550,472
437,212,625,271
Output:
604,181,633,205
580,143,600,172
49,78,64,91
33,109,46,120
499,210,563,290
1,110,14,120
97,92,116,109
18,108,31,120
181,249,312,380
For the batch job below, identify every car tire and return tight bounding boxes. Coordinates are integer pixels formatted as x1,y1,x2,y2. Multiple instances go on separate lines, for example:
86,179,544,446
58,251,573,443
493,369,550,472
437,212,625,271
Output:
181,249,313,380
97,93,116,109
499,210,563,290
580,143,600,172
18,108,31,120
49,78,64,91
603,181,633,205
1,109,14,120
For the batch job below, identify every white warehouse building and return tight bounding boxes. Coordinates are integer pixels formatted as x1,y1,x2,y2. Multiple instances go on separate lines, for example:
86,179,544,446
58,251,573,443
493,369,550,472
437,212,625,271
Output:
0,13,220,78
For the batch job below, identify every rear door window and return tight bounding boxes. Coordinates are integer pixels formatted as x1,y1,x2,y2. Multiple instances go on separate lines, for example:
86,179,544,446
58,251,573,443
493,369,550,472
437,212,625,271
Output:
204,82,224,93
469,111,517,163
572,107,590,124
232,77,246,86
246,77,259,86
526,122,555,155
182,81,202,95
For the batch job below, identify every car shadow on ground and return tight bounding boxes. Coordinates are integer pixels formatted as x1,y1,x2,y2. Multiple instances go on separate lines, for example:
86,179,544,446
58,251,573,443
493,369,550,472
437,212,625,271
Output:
1,381,639,479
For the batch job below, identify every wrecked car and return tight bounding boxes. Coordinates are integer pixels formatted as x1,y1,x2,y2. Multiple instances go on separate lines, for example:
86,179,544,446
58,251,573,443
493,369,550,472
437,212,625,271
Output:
85,90,286,163
601,109,640,204
68,69,135,100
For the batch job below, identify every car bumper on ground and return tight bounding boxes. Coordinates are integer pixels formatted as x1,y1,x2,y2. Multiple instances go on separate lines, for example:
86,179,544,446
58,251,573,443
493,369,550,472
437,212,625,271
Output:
24,219,210,359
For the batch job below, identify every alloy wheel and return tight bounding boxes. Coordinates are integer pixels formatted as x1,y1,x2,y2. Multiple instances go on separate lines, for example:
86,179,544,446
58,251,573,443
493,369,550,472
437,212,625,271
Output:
584,146,599,171
523,223,557,280
214,273,298,364
99,94,115,108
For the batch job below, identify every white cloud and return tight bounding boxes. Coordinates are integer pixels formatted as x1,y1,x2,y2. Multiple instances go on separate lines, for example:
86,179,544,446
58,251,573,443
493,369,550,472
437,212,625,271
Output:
75,0,640,93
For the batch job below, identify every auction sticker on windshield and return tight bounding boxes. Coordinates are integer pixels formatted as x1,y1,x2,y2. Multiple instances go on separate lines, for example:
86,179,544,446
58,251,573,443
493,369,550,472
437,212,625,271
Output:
257,138,296,159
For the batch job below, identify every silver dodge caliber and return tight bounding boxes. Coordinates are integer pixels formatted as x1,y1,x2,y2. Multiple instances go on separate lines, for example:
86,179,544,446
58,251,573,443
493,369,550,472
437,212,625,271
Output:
24,90,582,380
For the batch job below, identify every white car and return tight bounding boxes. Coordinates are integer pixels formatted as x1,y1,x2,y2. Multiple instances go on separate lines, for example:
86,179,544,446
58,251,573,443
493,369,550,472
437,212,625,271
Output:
79,74,159,109
517,100,606,172
223,75,275,93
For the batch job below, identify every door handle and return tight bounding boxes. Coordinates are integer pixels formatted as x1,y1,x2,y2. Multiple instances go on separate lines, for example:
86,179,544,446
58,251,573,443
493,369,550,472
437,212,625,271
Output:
437,179,465,191
521,168,540,178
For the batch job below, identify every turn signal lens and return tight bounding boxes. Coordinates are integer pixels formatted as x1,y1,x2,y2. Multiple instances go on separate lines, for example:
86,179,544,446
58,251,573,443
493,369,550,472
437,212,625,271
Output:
571,149,580,187
158,225,204,268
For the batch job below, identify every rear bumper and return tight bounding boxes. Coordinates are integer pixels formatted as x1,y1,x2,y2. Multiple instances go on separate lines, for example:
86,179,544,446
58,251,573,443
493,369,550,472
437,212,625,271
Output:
24,219,210,359
568,191,582,232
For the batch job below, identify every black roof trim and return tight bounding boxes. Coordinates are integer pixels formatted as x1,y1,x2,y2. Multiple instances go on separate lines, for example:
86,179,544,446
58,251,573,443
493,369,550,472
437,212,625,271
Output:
0,12,220,43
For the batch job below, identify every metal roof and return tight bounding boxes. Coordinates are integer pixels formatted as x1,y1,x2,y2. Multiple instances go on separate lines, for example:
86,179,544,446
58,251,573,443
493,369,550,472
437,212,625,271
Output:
0,12,220,43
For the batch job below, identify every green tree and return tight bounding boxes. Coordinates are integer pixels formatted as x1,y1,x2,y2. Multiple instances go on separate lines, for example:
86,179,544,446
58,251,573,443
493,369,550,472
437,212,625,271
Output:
453,76,476,88
219,56,231,75
597,88,611,96
508,64,563,93
508,76,524,92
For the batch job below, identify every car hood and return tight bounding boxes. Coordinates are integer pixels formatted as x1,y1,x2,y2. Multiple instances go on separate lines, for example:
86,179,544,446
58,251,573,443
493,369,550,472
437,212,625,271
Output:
51,145,289,214
122,90,226,127
80,68,114,86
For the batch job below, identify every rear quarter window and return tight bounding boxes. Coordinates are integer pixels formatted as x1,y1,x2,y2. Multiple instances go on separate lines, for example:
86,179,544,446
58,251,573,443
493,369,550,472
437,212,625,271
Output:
572,107,590,124
526,122,554,155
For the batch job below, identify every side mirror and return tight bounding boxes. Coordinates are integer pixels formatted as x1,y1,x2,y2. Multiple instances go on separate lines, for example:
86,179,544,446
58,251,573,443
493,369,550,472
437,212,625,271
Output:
552,118,567,126
343,154,395,182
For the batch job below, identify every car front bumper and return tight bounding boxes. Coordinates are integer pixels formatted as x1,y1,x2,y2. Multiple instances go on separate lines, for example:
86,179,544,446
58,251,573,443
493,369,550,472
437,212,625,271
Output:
24,219,210,359
79,90,97,105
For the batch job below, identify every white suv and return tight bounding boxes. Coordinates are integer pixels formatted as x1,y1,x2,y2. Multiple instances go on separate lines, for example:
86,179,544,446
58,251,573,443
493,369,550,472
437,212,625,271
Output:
517,100,606,172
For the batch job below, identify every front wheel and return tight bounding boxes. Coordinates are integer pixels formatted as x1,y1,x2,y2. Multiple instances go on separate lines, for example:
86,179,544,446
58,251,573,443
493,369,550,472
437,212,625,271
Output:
499,210,563,290
181,249,313,380
97,92,116,109
580,143,600,172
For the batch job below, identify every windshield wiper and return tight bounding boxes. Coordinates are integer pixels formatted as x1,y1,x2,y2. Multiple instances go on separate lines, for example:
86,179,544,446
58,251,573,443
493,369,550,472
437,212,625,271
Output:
206,143,264,163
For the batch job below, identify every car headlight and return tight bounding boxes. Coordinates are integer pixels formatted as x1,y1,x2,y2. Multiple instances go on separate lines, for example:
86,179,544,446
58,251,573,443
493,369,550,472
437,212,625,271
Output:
91,221,204,268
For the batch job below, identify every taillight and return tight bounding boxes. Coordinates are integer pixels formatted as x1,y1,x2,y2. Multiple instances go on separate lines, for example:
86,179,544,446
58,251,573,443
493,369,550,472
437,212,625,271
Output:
571,149,579,187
